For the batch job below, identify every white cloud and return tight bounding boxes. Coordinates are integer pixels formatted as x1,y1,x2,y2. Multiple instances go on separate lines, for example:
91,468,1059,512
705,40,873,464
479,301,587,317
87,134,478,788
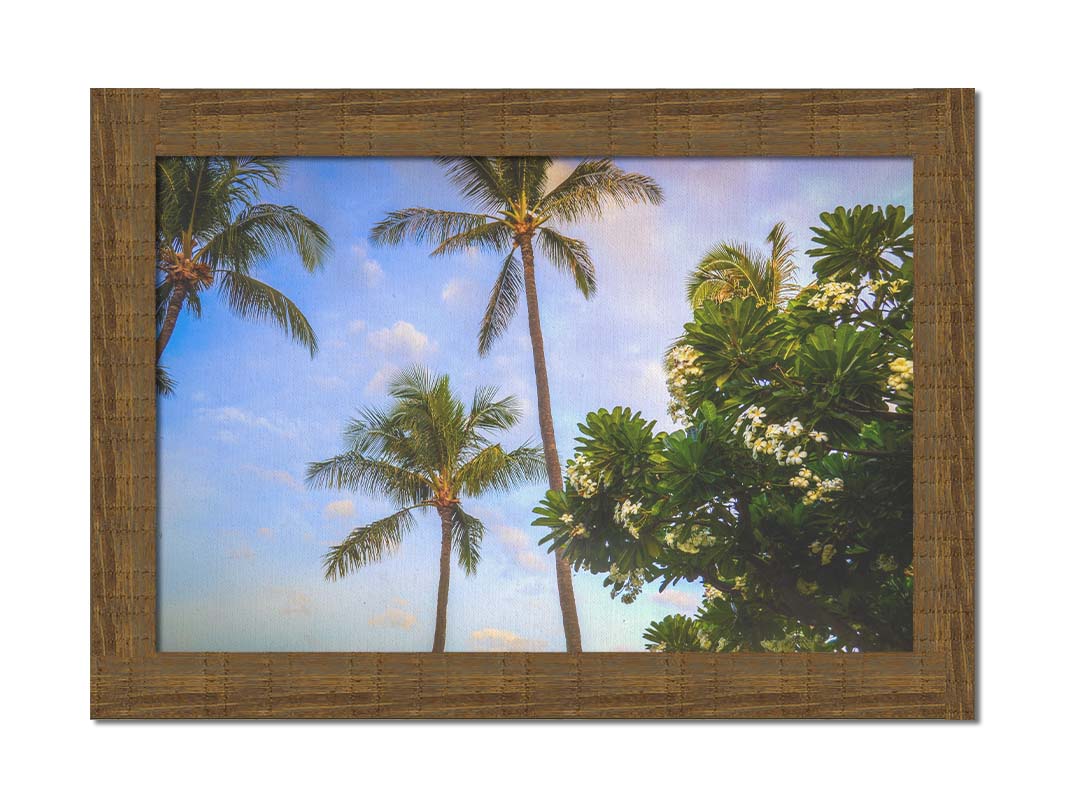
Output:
201,406,298,439
244,466,302,491
441,276,472,305
352,241,384,286
496,524,549,573
365,362,399,395
367,321,436,359
650,588,701,612
324,499,355,518
517,551,550,572
369,603,416,629
313,374,347,391
347,319,367,335
278,591,312,617
496,524,529,549
257,527,274,539
469,627,547,652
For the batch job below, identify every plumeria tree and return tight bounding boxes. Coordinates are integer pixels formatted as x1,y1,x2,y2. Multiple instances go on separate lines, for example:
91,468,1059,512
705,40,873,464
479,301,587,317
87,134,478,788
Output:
534,205,914,652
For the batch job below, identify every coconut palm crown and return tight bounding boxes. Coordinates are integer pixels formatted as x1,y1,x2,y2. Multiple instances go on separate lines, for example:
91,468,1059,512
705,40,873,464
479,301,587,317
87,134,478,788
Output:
155,157,331,392
686,221,800,308
370,157,663,652
306,367,545,653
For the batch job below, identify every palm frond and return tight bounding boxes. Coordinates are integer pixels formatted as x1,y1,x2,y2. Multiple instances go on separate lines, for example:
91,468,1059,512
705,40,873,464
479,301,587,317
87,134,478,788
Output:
369,208,496,248
305,451,433,506
197,203,331,274
465,386,522,435
216,270,318,355
456,442,545,495
387,367,467,473
536,158,663,223
429,220,512,257
496,157,552,208
156,363,176,396
477,248,523,356
450,504,486,576
536,226,597,298
323,507,421,580
435,157,511,213
686,224,801,308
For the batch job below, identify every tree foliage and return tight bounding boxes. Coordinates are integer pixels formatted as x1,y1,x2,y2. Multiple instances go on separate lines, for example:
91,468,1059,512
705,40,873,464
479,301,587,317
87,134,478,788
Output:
155,157,332,390
534,205,914,652
307,367,545,580
370,157,662,355
686,221,800,309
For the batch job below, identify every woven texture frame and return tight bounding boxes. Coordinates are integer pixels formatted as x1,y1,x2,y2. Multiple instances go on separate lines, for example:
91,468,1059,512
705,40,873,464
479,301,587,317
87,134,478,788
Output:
90,89,974,719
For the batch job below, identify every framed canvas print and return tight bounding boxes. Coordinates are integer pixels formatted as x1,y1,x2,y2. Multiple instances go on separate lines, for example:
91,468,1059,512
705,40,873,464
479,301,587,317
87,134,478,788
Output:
91,89,974,719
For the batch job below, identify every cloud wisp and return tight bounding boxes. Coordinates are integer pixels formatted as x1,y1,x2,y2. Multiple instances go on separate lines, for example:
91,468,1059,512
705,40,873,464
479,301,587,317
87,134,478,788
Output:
469,627,547,652
324,499,355,519
367,320,437,359
369,599,417,630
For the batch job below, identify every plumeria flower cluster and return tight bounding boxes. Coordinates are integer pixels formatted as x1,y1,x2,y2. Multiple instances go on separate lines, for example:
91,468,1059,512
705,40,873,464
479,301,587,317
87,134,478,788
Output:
807,281,859,312
666,344,703,425
566,453,599,498
559,513,588,540
733,406,816,465
809,540,837,565
886,357,914,392
730,573,749,598
867,277,908,296
664,528,715,554
873,554,899,572
613,498,643,539
703,583,725,602
801,476,844,506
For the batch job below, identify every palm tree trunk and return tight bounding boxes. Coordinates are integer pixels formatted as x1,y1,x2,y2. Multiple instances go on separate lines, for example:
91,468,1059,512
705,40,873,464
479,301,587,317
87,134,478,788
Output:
433,505,453,653
157,284,188,359
517,234,583,653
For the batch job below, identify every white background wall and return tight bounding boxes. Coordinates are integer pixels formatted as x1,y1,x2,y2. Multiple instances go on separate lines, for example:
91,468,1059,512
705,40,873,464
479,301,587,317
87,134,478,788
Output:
2,2,1061,797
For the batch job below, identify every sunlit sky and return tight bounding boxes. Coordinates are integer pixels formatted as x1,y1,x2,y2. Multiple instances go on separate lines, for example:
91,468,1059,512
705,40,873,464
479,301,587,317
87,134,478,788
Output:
158,157,912,652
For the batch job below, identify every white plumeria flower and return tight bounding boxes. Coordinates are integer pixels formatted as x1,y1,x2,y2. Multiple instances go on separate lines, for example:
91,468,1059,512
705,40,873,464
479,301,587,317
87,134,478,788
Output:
809,430,828,443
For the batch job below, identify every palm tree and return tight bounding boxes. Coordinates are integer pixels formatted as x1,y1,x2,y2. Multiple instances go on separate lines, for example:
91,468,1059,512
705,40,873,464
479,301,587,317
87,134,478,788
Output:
686,221,800,308
155,157,331,392
306,367,544,653
370,158,663,653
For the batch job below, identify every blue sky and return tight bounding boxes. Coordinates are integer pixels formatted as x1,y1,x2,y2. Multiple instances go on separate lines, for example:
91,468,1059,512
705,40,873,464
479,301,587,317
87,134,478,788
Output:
158,157,912,652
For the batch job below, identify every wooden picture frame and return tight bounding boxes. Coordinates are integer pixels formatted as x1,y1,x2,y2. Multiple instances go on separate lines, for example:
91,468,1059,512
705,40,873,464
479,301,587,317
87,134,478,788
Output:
91,89,974,719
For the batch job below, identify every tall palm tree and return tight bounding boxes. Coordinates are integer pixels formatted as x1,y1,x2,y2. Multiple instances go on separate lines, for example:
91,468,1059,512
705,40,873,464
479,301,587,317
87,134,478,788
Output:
370,158,663,652
306,367,545,653
686,221,800,308
155,157,331,392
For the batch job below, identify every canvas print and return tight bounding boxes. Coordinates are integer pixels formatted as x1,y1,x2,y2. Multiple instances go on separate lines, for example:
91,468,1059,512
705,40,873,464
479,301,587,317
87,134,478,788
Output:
157,156,913,653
